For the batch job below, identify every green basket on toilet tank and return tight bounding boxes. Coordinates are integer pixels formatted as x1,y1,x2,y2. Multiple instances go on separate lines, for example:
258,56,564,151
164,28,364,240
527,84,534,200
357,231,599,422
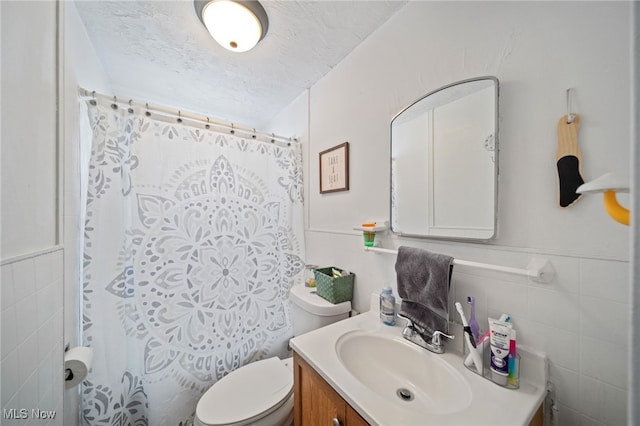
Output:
313,267,355,304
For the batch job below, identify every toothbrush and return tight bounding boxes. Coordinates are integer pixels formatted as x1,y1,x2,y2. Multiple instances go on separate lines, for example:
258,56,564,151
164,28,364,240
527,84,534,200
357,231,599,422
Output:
455,302,483,372
455,302,476,348
464,313,511,368
467,296,480,341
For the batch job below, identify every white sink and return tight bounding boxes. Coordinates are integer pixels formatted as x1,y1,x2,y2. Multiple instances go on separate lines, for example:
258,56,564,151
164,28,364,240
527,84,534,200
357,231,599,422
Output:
335,331,472,415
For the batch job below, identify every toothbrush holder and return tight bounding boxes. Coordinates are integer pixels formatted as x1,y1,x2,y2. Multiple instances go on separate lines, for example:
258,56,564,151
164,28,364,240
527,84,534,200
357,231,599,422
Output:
463,335,520,389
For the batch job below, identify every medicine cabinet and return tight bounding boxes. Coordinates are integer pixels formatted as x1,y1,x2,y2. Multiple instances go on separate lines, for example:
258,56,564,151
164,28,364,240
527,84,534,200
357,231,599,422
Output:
390,77,499,240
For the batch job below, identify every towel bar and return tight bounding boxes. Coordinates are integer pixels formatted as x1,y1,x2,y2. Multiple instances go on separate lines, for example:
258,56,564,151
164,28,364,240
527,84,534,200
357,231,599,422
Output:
363,247,554,283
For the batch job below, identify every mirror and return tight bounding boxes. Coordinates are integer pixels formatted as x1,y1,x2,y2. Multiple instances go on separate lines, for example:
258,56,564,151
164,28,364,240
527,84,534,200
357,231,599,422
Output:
391,77,498,240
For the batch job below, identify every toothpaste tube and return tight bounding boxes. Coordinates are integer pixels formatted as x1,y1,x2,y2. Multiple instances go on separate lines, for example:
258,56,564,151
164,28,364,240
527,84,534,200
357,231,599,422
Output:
464,314,509,368
489,317,513,385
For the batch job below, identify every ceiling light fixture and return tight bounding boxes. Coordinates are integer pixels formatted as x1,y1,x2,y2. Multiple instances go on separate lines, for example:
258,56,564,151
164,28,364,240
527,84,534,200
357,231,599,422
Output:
194,0,269,53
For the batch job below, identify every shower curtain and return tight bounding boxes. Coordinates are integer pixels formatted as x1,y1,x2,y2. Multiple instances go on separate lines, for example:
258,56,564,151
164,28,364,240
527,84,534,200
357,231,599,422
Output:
79,99,305,425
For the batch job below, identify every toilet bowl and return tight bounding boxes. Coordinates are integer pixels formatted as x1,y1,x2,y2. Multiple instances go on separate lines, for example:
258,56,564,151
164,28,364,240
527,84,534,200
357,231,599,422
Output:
194,284,351,426
195,357,294,426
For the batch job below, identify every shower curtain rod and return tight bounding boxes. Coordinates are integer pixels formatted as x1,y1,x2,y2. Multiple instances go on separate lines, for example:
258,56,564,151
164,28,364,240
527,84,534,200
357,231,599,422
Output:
79,87,297,145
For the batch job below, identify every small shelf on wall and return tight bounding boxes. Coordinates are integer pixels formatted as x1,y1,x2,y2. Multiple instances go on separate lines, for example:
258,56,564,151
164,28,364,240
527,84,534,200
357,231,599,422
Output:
353,222,388,248
352,223,387,233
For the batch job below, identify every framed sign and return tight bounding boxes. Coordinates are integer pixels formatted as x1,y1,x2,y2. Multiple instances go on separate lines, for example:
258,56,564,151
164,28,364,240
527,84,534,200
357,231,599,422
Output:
319,142,349,194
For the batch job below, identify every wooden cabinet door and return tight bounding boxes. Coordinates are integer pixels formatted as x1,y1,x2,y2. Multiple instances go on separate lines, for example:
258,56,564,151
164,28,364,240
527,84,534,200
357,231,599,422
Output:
346,404,368,426
294,353,346,426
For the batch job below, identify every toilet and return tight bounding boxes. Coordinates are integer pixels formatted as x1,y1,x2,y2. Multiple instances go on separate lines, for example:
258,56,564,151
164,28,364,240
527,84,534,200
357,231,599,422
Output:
194,284,351,426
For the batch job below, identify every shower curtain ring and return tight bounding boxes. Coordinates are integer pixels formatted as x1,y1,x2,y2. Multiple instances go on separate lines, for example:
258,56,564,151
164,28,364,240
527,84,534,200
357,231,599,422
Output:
271,133,275,143
252,128,256,139
128,100,134,114
177,111,183,123
89,91,97,106
205,118,210,130
230,123,235,135
111,96,118,110
145,103,151,117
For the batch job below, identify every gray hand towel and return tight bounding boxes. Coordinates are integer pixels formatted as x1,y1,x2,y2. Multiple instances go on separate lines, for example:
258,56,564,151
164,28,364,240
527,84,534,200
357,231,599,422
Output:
395,246,453,334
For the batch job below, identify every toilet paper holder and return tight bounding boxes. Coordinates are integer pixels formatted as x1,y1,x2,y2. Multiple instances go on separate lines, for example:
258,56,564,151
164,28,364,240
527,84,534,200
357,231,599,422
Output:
64,343,75,382
64,343,73,382
64,345,94,388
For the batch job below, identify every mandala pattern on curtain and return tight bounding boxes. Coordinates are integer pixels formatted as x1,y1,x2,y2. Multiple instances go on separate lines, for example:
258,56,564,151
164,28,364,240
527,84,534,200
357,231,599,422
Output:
80,101,304,425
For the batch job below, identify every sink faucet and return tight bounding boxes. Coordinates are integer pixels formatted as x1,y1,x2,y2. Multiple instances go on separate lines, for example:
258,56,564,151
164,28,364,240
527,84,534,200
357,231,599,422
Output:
398,314,454,354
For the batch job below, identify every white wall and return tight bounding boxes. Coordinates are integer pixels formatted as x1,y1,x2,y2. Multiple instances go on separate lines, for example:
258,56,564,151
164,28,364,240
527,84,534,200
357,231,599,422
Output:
1,1,64,424
269,2,632,425
1,1,58,258
1,1,110,425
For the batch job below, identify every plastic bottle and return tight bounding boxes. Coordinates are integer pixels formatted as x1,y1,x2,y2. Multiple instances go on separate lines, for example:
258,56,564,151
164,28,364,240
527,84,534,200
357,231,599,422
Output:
379,286,396,326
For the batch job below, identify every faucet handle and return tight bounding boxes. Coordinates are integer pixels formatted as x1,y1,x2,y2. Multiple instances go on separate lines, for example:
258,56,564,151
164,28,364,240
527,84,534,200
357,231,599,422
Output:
398,314,426,334
431,330,454,346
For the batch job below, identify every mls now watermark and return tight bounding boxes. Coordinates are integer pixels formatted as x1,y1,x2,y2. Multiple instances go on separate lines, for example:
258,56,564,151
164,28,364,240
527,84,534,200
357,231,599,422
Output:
3,408,57,420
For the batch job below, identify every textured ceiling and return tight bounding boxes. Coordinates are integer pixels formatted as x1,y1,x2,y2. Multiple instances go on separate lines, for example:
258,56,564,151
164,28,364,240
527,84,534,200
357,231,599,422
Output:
74,0,407,128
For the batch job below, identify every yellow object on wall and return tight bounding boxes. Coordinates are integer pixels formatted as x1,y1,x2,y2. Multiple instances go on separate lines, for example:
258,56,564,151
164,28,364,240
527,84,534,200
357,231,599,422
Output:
577,173,630,226
603,191,630,225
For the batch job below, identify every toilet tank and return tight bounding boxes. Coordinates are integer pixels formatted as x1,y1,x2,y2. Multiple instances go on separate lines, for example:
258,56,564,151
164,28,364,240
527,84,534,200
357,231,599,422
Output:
290,284,351,337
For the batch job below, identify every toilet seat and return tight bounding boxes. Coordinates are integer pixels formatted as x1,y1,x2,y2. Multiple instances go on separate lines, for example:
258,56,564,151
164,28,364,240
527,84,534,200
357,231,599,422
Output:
196,357,293,426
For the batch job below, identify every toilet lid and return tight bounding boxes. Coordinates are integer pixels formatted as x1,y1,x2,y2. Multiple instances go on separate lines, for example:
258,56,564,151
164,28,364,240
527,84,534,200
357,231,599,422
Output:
196,357,293,426
290,284,351,316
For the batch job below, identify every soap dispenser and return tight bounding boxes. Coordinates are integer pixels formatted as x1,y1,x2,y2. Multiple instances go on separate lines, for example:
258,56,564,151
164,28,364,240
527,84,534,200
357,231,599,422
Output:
380,286,396,326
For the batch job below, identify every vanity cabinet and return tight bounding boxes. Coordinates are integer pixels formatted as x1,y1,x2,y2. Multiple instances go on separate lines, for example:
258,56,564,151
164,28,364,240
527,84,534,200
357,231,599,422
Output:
294,351,544,426
293,352,368,426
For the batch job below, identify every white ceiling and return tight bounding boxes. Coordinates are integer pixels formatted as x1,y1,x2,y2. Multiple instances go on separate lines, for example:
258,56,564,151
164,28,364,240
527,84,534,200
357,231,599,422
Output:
74,0,407,128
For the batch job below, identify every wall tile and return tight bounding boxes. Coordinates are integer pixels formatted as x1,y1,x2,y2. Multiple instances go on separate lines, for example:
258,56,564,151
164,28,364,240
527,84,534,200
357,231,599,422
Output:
18,333,40,388
519,319,579,370
538,255,580,294
35,250,63,292
451,272,488,330
38,352,53,407
580,336,628,388
53,392,64,426
18,371,39,414
578,415,606,426
527,286,580,333
37,282,57,327
38,319,56,367
2,264,16,310
12,258,37,302
580,295,628,347
1,349,21,407
485,278,529,321
580,258,629,303
15,295,39,345
579,375,627,425
550,363,579,410
555,403,581,426
600,382,628,425
1,250,64,424
2,306,18,360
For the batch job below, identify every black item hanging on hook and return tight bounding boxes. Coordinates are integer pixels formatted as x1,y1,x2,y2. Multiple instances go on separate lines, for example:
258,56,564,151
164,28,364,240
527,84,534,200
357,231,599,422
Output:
556,114,584,208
